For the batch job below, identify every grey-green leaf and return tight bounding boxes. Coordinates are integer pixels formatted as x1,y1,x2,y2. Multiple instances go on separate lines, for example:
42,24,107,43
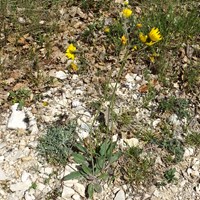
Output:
72,153,87,164
110,152,122,163
63,171,82,181
82,164,92,175
87,183,94,199
93,183,102,193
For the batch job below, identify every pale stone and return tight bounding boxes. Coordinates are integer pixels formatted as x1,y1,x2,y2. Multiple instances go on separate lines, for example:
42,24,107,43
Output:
184,147,194,157
44,167,53,175
61,186,75,198
10,180,32,192
74,183,85,197
169,114,180,126
24,192,35,200
72,193,81,200
124,138,139,147
7,103,27,130
21,171,30,182
152,119,161,128
55,71,67,80
72,100,82,108
114,189,125,200
0,168,8,181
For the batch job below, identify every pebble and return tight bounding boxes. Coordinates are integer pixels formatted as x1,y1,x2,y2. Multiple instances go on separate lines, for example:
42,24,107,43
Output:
61,186,76,198
74,183,85,197
114,189,125,200
72,193,82,200
184,147,194,157
7,103,27,130
10,180,32,192
55,71,67,80
0,168,8,181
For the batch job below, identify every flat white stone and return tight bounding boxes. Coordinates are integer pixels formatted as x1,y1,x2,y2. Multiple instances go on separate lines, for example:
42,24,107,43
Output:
184,147,194,157
24,192,35,200
124,138,139,147
61,186,75,198
72,193,82,200
114,189,125,200
152,119,161,128
169,114,180,126
21,171,30,182
72,100,82,108
7,103,27,130
55,71,67,80
0,168,8,181
10,180,32,192
74,183,85,197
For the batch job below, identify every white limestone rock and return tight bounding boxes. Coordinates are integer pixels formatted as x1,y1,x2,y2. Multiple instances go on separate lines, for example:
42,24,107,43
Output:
61,186,75,198
74,183,85,197
7,103,28,130
114,189,125,200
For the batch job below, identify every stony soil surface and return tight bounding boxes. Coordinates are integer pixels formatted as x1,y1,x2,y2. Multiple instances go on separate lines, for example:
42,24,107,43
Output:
0,1,200,200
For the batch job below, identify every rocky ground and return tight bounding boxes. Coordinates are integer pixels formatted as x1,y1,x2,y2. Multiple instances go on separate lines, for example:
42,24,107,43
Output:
0,1,200,200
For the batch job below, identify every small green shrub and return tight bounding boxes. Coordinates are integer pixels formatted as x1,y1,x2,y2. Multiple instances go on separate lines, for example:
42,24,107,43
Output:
158,96,189,119
121,147,155,186
185,132,200,147
37,122,77,166
63,139,122,199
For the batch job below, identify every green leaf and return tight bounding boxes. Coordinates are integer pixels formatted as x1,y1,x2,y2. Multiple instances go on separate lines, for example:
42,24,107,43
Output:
63,171,82,181
109,152,122,163
100,139,110,156
75,143,87,153
93,183,102,193
87,183,94,199
82,164,92,175
106,142,116,158
98,172,109,180
72,153,87,164
96,156,105,170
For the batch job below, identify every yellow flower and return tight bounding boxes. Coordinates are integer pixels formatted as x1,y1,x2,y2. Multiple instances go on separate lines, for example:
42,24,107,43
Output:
104,27,110,33
121,35,128,45
66,44,76,60
124,0,129,5
139,32,148,43
145,41,156,46
139,28,162,46
42,101,48,106
132,45,138,51
122,8,132,18
148,27,162,42
136,23,142,28
71,62,78,71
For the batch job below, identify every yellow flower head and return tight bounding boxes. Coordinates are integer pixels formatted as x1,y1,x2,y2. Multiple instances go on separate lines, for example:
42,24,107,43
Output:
66,44,76,60
124,0,129,5
136,23,142,28
148,27,162,42
139,32,148,43
104,27,110,33
132,45,138,51
122,8,132,18
121,35,128,45
71,62,78,72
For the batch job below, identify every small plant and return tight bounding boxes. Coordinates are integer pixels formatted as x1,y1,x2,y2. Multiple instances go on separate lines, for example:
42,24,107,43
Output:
185,132,200,147
121,146,155,186
164,168,177,183
159,138,184,163
63,139,122,199
158,96,189,119
8,88,31,109
37,122,77,166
